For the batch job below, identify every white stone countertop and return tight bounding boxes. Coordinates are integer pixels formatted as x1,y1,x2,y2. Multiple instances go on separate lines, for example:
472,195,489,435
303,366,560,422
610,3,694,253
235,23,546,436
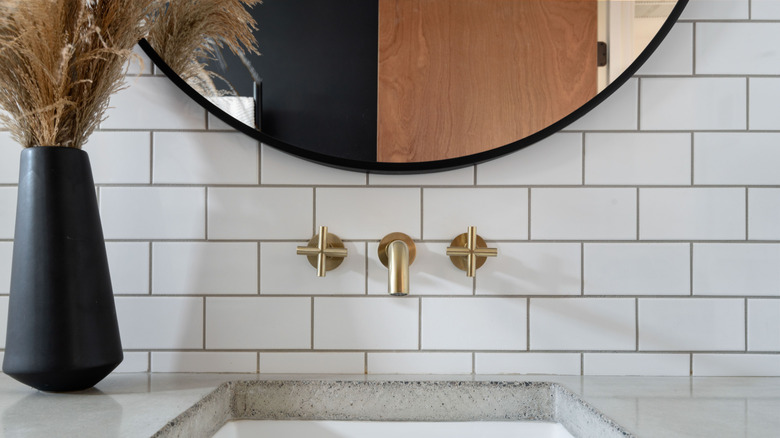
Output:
0,373,778,437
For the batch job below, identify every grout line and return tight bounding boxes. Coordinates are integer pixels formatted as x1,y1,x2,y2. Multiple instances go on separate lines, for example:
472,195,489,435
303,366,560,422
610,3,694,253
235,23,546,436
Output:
148,131,154,184
745,187,750,240
744,298,749,352
148,242,153,295
257,242,262,295
257,143,263,185
526,298,531,351
311,297,315,350
527,188,532,240
418,298,423,351
257,352,261,373
637,78,642,130
364,352,368,375
580,243,585,296
202,296,207,350
690,132,695,186
692,22,697,75
364,242,369,295
635,298,640,351
690,353,693,377
746,77,751,131
580,353,584,376
581,132,586,185
312,187,317,234
472,352,476,374
420,188,424,240
689,242,694,296
636,188,641,240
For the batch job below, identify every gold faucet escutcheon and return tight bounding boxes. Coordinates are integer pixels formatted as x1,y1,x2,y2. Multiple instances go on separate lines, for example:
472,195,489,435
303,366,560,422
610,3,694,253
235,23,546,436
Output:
446,226,497,277
296,226,348,277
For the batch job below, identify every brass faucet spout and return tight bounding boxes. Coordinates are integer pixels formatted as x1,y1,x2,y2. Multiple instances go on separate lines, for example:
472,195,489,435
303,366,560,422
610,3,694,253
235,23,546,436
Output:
378,233,417,296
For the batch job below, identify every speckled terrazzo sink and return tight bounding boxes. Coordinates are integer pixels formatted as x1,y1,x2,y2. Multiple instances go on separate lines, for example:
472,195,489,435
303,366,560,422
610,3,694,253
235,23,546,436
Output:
151,380,633,438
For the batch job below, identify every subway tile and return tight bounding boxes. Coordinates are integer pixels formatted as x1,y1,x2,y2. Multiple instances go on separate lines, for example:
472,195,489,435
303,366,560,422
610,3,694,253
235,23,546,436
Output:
0,133,20,183
531,188,637,240
640,78,746,130
105,242,150,295
749,78,780,130
103,77,206,130
475,133,582,186
565,79,638,131
636,23,694,76
679,0,749,20
0,242,11,294
261,241,365,295
101,187,206,239
368,353,472,374
152,352,257,373
115,297,203,349
695,133,780,185
584,353,690,376
584,243,690,296
152,242,257,295
314,297,418,350
584,133,691,185
369,167,474,186
423,188,528,240
260,353,365,374
475,353,581,375
0,187,16,239
316,188,421,240
422,298,527,350
749,188,780,240
638,298,744,351
747,299,780,351
113,352,149,373
261,145,366,185
206,297,310,349
367,242,473,296
153,132,258,184
639,188,745,240
0,296,7,348
752,0,780,18
697,23,780,75
694,355,780,377
208,187,312,240
83,132,151,184
693,243,780,296
529,298,635,351
476,243,581,296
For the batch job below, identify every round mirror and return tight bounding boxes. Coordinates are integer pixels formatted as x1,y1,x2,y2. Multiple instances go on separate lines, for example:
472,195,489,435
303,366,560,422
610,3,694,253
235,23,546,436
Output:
140,0,688,173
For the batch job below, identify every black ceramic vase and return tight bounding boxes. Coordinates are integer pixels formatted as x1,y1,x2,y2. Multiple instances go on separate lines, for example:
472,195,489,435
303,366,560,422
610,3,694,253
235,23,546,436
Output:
3,146,123,392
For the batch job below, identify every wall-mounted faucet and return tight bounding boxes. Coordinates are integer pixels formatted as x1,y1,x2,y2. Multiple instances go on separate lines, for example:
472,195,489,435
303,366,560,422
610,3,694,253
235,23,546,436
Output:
378,233,416,296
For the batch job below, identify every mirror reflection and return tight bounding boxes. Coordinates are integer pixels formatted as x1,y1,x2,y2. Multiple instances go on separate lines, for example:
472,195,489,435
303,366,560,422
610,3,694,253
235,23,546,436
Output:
146,0,682,165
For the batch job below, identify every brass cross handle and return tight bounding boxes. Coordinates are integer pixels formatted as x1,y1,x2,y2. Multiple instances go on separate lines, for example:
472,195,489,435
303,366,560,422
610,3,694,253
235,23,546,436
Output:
446,226,497,277
296,226,348,277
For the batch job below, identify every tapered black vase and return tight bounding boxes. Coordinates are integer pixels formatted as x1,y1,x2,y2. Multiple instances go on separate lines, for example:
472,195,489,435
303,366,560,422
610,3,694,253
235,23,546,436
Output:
3,146,123,392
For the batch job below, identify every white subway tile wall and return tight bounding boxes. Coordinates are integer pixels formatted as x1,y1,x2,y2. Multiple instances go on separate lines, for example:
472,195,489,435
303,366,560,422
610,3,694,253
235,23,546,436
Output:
3,5,780,377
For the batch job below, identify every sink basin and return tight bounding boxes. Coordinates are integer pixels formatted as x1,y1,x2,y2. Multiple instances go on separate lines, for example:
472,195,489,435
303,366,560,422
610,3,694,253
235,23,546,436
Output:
152,380,632,438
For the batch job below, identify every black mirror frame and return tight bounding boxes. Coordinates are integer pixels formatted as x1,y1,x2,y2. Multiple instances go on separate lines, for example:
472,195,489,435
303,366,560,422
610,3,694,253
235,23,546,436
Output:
138,0,688,174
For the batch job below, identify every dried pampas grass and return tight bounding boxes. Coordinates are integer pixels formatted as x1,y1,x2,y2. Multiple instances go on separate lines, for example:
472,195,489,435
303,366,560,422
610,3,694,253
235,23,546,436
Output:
0,0,156,149
146,0,260,96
